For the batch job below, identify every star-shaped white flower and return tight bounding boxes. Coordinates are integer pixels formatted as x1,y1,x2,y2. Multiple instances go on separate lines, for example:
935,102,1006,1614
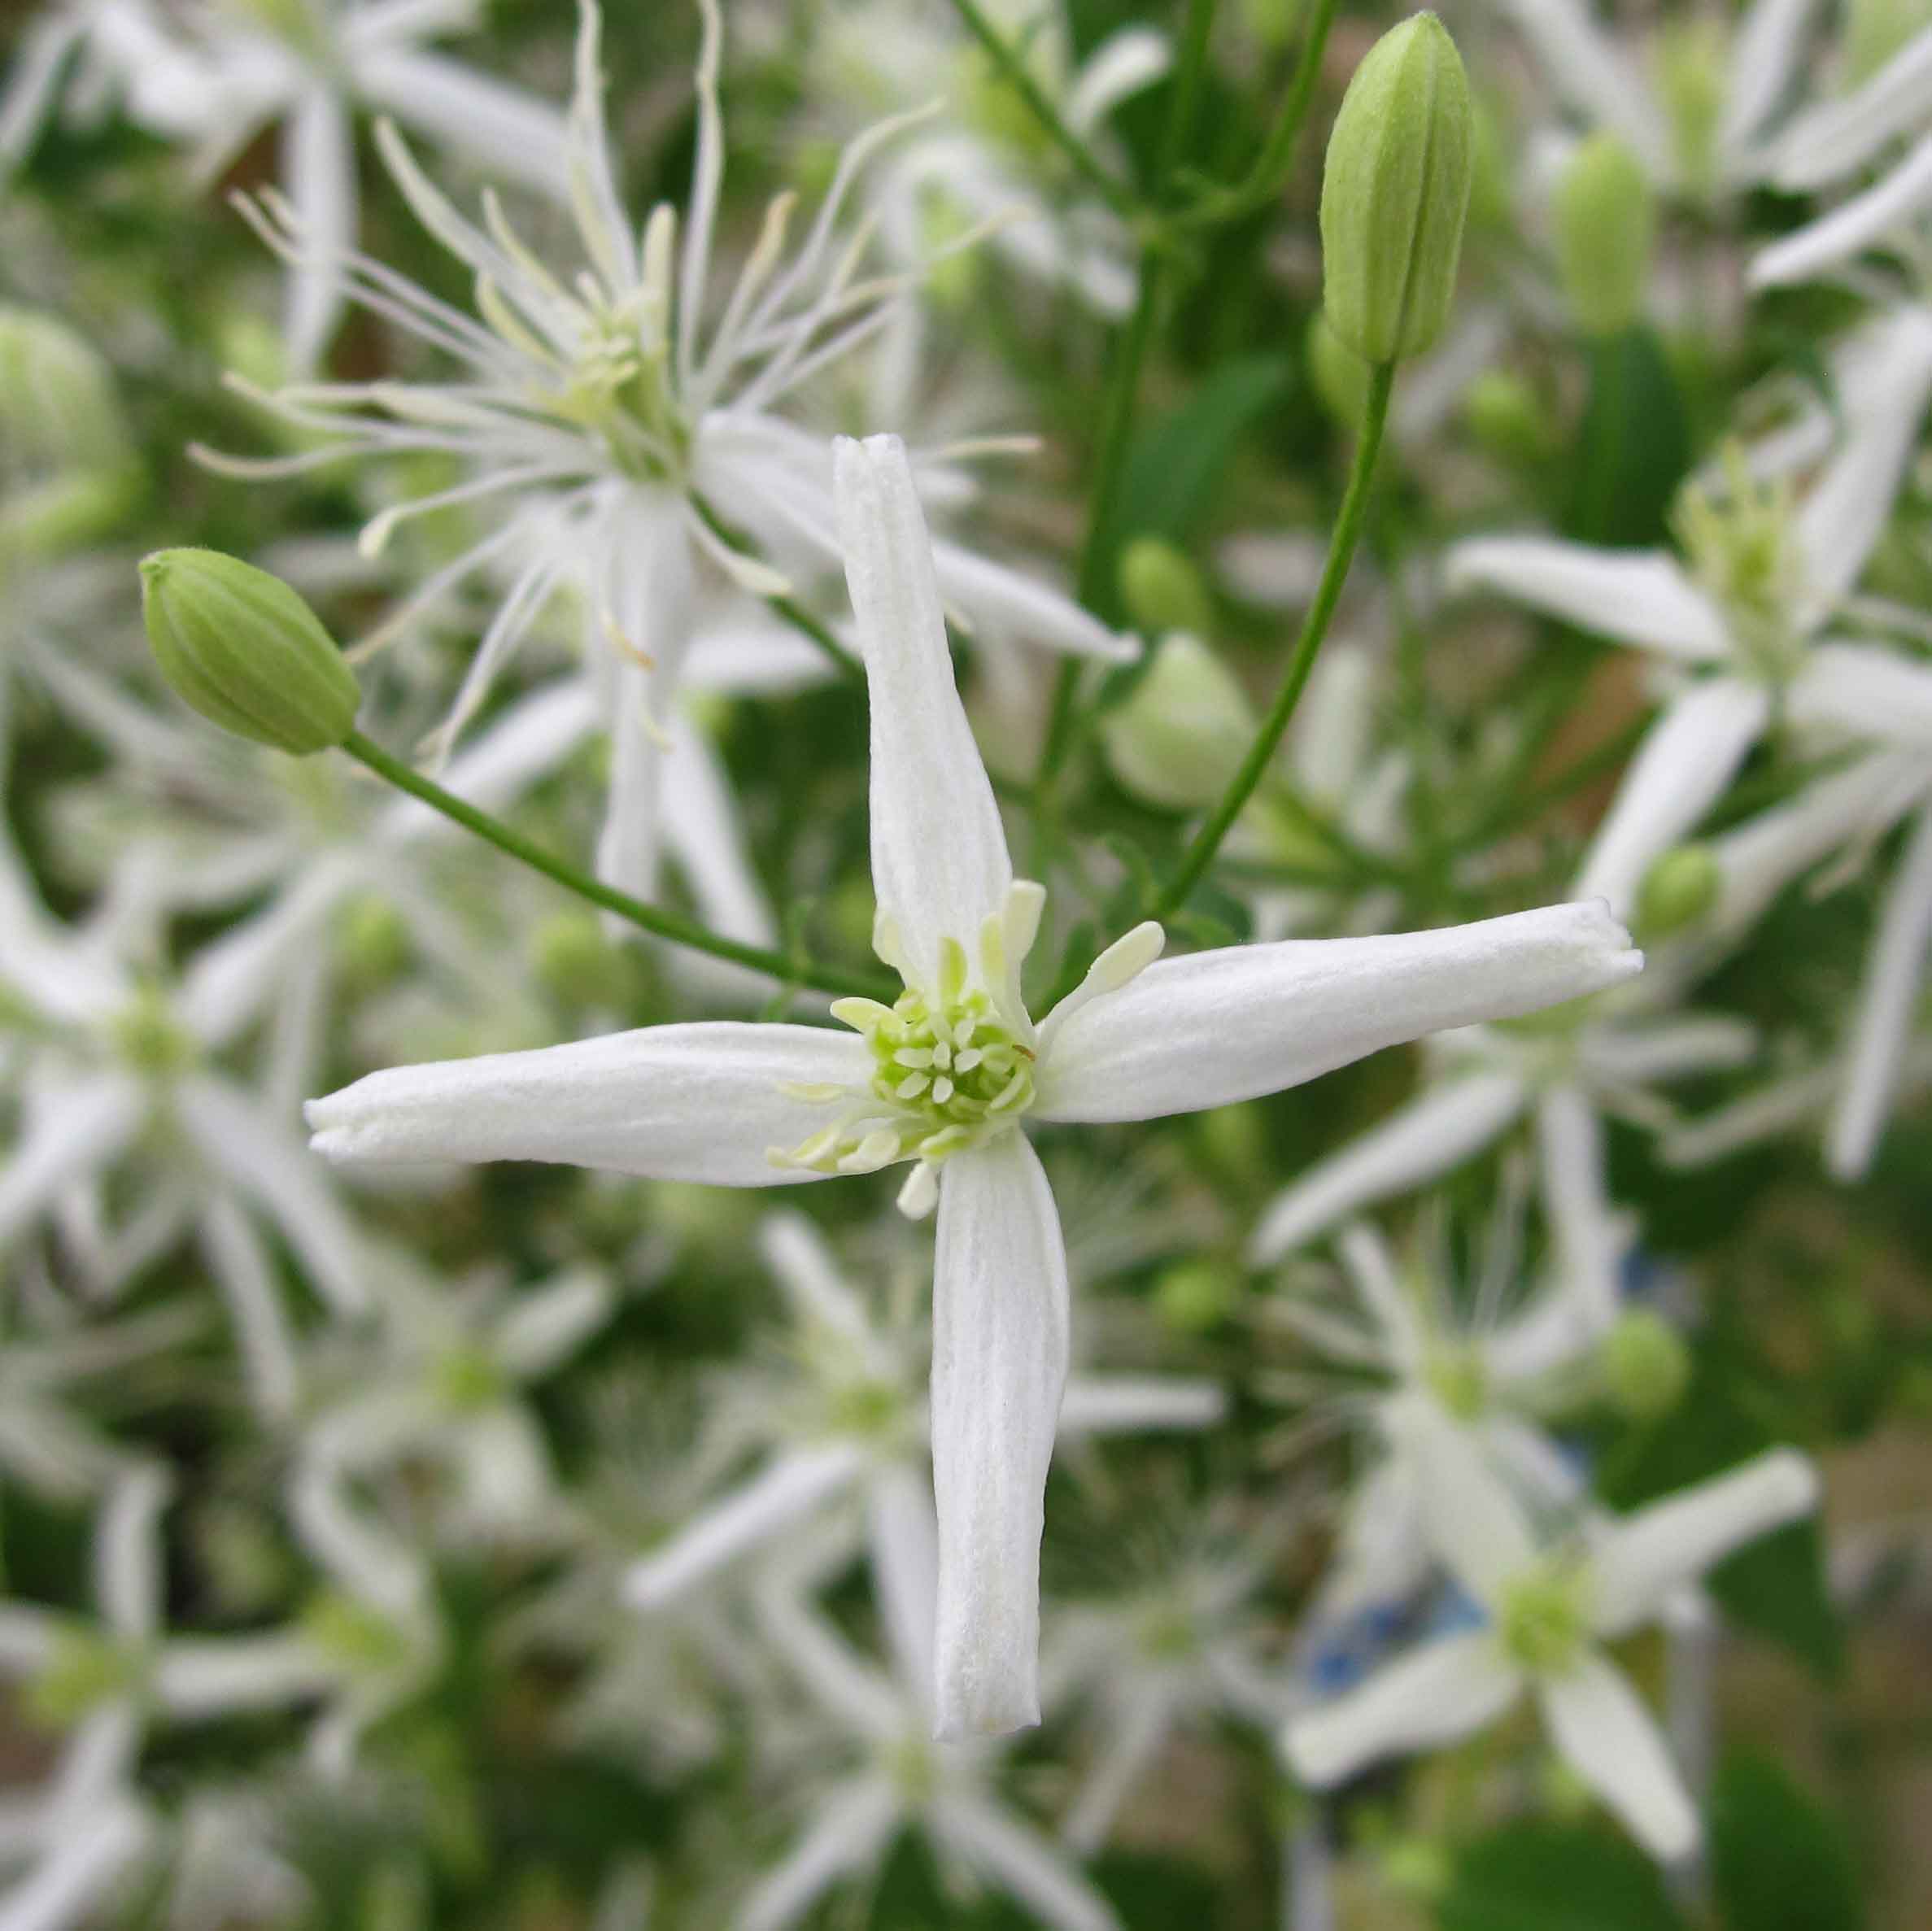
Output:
308,433,1642,1737
1445,307,1932,924
1284,1409,1819,1861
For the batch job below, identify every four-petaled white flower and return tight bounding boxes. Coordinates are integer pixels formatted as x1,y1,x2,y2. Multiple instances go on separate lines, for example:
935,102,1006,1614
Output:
309,432,1644,1737
1284,1407,1819,1861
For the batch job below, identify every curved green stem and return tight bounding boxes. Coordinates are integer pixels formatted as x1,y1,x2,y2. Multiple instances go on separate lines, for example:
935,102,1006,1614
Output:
1153,360,1395,921
339,730,895,1002
689,491,862,680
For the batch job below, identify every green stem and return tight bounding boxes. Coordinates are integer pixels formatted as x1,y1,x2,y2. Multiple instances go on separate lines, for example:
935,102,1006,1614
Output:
944,0,1140,223
1160,0,1220,177
1153,360,1394,920
338,730,894,1002
1183,0,1339,226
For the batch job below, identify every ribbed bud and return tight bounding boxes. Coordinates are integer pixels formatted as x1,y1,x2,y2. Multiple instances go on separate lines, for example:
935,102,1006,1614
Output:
140,550,360,755
1635,843,1720,939
1552,134,1655,335
1319,13,1475,364
1101,634,1257,811
1119,536,1216,638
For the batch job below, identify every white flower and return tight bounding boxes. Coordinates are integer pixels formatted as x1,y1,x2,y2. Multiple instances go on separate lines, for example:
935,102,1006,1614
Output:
1445,307,1932,922
0,826,370,1408
1284,1410,1820,1860
307,433,1643,1737
1751,25,1932,286
1479,0,1819,198
621,1210,1223,1614
215,0,1127,903
741,1493,1122,1931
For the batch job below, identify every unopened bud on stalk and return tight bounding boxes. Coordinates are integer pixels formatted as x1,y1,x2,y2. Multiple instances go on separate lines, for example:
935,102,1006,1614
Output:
1635,843,1720,938
1119,536,1215,638
1306,311,1371,429
1319,12,1475,364
1598,1308,1691,1420
140,549,360,755
1552,133,1655,335
1101,634,1257,811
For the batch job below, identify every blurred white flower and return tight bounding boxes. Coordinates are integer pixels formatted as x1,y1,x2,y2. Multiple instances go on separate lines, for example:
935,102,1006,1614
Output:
1284,1410,1819,1860
309,434,1644,1737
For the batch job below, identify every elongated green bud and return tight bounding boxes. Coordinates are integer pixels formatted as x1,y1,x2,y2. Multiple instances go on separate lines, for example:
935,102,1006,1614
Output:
1319,13,1474,364
1552,134,1655,335
1101,634,1257,811
140,549,360,754
1635,843,1720,939
1119,536,1216,639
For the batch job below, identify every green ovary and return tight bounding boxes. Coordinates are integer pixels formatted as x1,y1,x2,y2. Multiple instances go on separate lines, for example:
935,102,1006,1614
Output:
1497,1559,1591,1674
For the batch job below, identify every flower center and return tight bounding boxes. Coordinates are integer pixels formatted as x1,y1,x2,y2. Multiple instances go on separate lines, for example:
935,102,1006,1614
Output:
110,988,194,1078
1424,1343,1490,1421
1497,1558,1592,1674
1674,448,1808,682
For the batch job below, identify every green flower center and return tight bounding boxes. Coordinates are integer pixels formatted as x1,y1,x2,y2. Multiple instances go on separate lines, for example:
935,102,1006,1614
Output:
110,988,194,1077
1424,1343,1490,1421
1497,1558,1592,1674
26,1629,149,1728
823,1376,905,1441
301,1589,412,1674
1675,449,1808,682
434,1346,508,1414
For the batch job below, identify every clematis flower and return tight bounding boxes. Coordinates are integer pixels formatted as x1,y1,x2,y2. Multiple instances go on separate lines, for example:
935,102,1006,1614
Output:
1284,1410,1819,1860
308,433,1643,1737
622,1210,1224,1614
214,0,1127,903
1445,307,1932,924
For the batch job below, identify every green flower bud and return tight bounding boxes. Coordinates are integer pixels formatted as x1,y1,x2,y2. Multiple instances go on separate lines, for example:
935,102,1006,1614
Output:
1118,536,1215,638
1461,368,1555,464
1319,12,1475,364
1551,133,1655,336
1657,17,1727,197
1155,1259,1240,1333
1598,1308,1691,1420
1306,309,1371,429
140,549,360,755
0,307,129,479
1101,634,1256,811
1635,843,1720,939
335,892,412,987
532,909,632,1009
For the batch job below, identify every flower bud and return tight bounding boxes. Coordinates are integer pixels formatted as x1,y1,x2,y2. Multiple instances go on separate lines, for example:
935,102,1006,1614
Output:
0,306,129,478
140,549,360,755
1155,1259,1240,1333
1101,634,1256,811
1319,12,1475,364
1598,1308,1691,1421
1119,536,1215,639
1635,843,1720,939
1461,368,1553,464
1551,134,1655,336
1306,310,1370,430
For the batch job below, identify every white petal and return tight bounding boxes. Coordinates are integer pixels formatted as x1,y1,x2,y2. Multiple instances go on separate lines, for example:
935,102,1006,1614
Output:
1771,25,1932,185
1827,802,1932,1177
1394,1398,1539,1605
152,1634,340,1716
1056,1375,1227,1433
1284,1632,1522,1786
97,1463,169,1640
1039,903,1638,1125
1795,314,1932,607
1442,538,1729,661
1247,1072,1529,1265
1494,0,1672,174
931,540,1135,662
738,1778,901,1931
1590,1450,1820,1637
1062,1681,1176,1855
758,1211,876,1349
931,1794,1124,1931
0,1075,141,1250
307,1022,869,1183
1573,679,1769,918
930,1134,1070,1739
1751,131,1932,287
1788,642,1932,753
835,434,1012,992
1720,0,1821,163
178,1077,369,1317
493,1267,613,1379
1537,1653,1699,1861
0,1796,149,1931
757,1583,903,1739
1534,1088,1625,1335
866,1462,939,1702
1577,1016,1760,1085
198,1198,300,1423
281,89,355,373
662,710,778,954
1065,25,1171,132
353,48,570,194
595,656,665,907
621,1444,866,1609
1660,1060,1848,1167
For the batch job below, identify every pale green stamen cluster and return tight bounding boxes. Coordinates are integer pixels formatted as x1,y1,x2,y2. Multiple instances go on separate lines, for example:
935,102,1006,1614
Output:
1424,1342,1490,1421
110,988,195,1079
1675,447,1807,681
1497,1556,1593,1674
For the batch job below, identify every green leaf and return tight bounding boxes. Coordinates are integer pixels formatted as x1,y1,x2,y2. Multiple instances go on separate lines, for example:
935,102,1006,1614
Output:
1437,1821,1687,1931
1114,354,1293,550
1708,1752,1863,1931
